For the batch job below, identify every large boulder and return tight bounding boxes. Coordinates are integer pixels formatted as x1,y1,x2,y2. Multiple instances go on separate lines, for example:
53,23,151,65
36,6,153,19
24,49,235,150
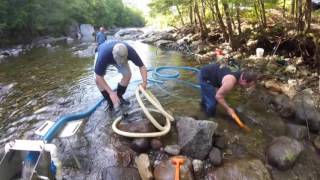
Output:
271,94,295,119
65,21,81,39
206,158,271,180
154,156,194,180
266,136,304,170
80,24,95,42
100,167,141,180
176,117,218,160
293,93,320,132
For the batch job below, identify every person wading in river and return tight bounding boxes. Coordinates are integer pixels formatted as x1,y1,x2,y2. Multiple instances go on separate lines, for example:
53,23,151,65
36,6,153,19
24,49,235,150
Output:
198,63,257,118
95,40,148,112
96,26,107,45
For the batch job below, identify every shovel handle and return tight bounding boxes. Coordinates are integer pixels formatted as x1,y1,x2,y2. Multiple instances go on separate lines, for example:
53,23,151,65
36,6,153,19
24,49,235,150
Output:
231,112,251,132
174,164,180,180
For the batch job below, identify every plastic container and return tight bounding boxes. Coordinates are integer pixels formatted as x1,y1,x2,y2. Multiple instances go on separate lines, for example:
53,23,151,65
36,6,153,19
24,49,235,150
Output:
256,48,264,58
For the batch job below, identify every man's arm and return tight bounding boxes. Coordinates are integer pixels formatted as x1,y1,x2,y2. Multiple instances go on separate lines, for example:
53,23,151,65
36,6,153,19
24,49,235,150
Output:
95,74,120,105
139,66,148,89
215,75,237,115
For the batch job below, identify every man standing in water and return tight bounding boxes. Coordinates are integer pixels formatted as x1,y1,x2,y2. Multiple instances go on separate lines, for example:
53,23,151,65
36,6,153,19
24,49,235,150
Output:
198,63,257,117
96,26,107,45
95,41,148,111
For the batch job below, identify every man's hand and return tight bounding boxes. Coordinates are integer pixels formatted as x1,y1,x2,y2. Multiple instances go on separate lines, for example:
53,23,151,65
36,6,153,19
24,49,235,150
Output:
141,81,147,89
109,91,120,107
227,107,236,117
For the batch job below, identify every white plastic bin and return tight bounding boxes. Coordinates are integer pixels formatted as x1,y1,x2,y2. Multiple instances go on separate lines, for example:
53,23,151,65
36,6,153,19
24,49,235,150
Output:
256,48,264,58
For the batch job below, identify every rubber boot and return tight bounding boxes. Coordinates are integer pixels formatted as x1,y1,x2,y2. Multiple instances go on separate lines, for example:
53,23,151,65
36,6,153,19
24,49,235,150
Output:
117,83,130,106
101,91,114,111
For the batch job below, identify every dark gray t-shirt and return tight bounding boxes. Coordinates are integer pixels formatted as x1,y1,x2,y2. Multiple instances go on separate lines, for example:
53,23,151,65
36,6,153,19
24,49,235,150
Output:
94,41,144,76
200,63,241,88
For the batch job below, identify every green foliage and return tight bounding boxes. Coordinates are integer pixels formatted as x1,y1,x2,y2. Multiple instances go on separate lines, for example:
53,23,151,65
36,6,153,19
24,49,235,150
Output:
0,0,145,42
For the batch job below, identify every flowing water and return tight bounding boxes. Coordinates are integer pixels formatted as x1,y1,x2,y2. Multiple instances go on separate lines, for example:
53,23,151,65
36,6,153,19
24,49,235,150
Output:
0,38,319,179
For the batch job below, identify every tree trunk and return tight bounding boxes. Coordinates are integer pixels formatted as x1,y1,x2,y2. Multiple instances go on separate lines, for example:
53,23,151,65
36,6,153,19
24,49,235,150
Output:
291,0,295,16
208,0,216,21
189,0,194,24
283,0,286,18
175,4,185,25
194,0,207,40
258,0,267,28
236,2,241,35
305,0,312,32
214,0,228,40
201,0,206,19
296,0,304,32
254,2,263,29
223,2,235,49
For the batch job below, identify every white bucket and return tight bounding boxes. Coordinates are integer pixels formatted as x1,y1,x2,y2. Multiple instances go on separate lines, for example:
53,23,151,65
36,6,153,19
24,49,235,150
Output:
256,48,264,58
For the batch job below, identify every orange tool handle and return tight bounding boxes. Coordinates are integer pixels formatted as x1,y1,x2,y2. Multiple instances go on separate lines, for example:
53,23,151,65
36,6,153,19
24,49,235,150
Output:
231,112,251,132
174,164,180,180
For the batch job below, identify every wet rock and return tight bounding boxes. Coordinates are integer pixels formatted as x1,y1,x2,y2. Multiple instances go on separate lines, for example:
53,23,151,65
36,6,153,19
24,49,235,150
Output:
314,136,320,152
164,145,181,155
100,167,141,180
176,117,218,160
115,29,144,40
135,154,153,180
271,95,294,119
266,136,304,170
206,158,271,180
213,135,228,150
80,24,94,41
293,93,320,132
118,119,156,134
284,65,297,74
286,123,308,140
155,40,174,48
150,138,163,150
192,159,204,179
154,156,194,180
131,138,150,153
208,147,222,166
264,80,283,93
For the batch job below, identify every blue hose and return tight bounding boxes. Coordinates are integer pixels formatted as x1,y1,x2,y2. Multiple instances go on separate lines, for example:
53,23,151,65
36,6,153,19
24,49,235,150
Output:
42,98,105,142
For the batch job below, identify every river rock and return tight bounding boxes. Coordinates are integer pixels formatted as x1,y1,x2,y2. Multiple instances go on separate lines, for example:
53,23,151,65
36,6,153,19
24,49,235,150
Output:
80,24,94,41
131,138,150,153
206,158,271,180
118,119,157,134
135,154,153,180
100,166,141,180
66,21,81,39
271,94,294,119
150,138,163,150
164,145,181,155
266,136,304,170
176,117,218,160
286,123,308,139
314,136,320,152
155,40,175,48
154,156,194,180
192,159,204,178
292,93,320,132
208,147,222,166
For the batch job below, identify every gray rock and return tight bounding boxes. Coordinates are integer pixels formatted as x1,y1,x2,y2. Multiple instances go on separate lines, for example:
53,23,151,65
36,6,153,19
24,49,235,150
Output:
150,138,163,150
80,24,95,41
293,93,320,132
271,95,295,119
314,136,320,152
176,117,218,160
192,159,204,179
286,123,308,139
100,167,141,180
209,147,222,166
267,136,304,170
131,138,150,153
164,145,181,155
206,158,271,180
